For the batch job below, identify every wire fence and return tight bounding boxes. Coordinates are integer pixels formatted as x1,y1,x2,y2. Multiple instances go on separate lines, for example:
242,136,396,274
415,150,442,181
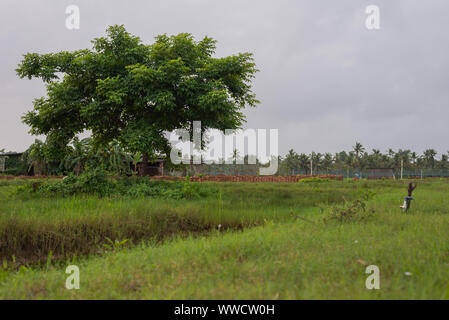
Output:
288,168,449,178
176,164,449,178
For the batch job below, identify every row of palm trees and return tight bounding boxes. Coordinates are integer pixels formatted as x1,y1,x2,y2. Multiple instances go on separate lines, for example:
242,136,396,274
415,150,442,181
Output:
279,142,448,175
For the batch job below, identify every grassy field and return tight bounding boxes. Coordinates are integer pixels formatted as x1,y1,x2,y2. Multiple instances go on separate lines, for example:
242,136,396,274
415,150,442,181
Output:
0,178,448,299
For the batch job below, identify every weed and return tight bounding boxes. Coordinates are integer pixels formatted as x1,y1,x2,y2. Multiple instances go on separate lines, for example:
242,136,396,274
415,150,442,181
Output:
323,192,375,223
102,238,129,251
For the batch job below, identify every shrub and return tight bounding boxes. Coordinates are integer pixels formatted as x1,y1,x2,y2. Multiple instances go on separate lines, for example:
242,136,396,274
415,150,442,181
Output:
322,192,375,223
12,169,112,197
12,171,217,200
124,183,155,197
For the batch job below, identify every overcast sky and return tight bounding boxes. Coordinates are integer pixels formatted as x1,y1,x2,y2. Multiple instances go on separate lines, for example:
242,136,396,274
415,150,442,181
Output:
1,0,448,156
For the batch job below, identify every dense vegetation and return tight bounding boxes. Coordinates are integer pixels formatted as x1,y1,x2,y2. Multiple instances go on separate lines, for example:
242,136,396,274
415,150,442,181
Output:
2,140,449,177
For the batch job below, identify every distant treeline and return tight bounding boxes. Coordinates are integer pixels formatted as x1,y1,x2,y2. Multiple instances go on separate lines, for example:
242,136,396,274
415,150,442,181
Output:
278,142,448,177
1,140,448,177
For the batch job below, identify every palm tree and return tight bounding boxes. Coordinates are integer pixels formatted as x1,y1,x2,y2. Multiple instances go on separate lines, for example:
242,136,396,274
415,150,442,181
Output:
107,140,132,174
353,142,365,159
410,152,418,167
359,151,369,173
393,149,411,172
423,149,437,169
64,137,91,175
298,154,310,174
27,139,46,175
352,142,365,175
334,151,348,172
131,152,142,175
231,148,241,175
387,148,395,157
416,156,425,171
345,152,355,176
310,152,323,174
368,149,382,168
322,153,334,174
284,149,300,174
438,154,448,170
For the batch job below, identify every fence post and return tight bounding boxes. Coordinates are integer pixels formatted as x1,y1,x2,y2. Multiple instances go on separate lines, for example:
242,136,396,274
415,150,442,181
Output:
310,157,313,176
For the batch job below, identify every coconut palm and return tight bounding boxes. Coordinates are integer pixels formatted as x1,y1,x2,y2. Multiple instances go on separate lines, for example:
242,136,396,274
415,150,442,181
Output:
410,152,418,167
283,149,300,174
368,149,382,168
438,154,448,170
322,153,334,174
352,142,365,174
310,152,323,173
423,149,437,168
298,153,310,174
352,142,365,159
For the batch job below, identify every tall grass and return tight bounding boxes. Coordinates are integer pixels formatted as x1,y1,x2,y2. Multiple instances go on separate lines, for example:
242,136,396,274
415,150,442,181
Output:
0,180,448,299
0,179,386,265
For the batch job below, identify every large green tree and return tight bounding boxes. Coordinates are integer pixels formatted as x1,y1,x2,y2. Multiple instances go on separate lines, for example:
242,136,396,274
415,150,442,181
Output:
17,25,258,175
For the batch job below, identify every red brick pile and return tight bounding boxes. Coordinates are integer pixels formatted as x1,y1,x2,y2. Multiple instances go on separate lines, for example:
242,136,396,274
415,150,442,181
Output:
0,175,64,180
0,174,345,182
150,174,344,183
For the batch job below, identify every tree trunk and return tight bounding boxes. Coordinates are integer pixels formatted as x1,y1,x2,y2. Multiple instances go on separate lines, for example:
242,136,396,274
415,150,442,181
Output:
34,161,41,176
140,152,150,176
74,163,82,176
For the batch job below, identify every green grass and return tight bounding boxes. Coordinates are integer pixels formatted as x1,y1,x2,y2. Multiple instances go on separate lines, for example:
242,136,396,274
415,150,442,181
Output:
0,179,371,265
0,178,448,299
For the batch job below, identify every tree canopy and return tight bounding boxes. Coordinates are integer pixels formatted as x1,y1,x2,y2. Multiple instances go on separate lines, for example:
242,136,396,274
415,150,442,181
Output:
17,25,259,174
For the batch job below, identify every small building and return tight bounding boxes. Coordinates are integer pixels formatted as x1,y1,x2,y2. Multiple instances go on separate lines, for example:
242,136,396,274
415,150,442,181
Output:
367,168,395,180
0,152,25,174
135,158,165,176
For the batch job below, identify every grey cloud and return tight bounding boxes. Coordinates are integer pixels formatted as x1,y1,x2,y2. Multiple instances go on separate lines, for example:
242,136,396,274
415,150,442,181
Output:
0,0,448,156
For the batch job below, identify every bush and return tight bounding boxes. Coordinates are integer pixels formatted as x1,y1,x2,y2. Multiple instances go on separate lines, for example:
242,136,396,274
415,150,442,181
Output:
322,192,375,223
12,171,217,200
76,169,111,195
11,169,113,197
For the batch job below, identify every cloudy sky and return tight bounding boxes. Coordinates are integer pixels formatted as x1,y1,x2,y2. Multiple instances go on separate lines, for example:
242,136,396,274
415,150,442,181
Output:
1,0,448,156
